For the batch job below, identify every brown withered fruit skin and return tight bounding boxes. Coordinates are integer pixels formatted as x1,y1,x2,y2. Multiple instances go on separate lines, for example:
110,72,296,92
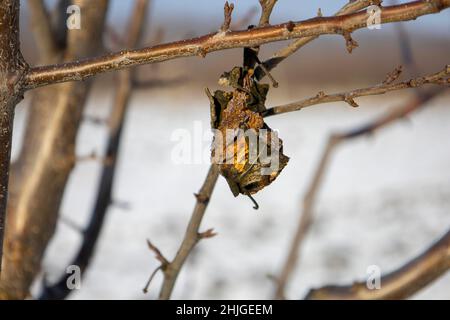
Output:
206,66,289,198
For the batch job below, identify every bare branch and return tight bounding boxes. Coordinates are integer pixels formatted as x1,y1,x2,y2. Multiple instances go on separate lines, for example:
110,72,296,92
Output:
273,88,447,299
255,0,378,79
142,239,169,294
306,229,450,299
156,165,220,300
221,2,234,32
23,0,450,90
343,31,359,53
0,0,28,278
258,0,278,26
143,266,162,294
27,0,59,59
147,240,169,266
263,65,449,117
383,65,403,84
273,134,338,299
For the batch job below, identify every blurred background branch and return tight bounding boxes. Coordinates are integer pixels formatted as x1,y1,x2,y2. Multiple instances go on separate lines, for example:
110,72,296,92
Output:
0,0,109,300
39,0,151,300
0,0,448,300
23,0,450,89
305,228,450,299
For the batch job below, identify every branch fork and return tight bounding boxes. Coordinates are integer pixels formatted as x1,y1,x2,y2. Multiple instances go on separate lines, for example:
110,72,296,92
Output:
221,2,234,32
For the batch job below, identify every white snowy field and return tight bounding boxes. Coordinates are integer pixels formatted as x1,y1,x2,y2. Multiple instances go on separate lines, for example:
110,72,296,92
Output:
10,82,449,300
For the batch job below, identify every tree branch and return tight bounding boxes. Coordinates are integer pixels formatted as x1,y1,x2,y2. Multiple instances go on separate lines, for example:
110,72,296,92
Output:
221,1,234,32
0,0,28,278
306,228,450,299
151,165,219,300
258,0,277,26
274,88,447,299
255,0,379,79
274,135,336,300
263,65,450,117
23,0,450,90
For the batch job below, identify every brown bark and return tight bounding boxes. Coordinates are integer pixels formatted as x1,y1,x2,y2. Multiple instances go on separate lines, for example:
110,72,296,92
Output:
158,165,219,300
0,0,28,276
24,0,450,90
0,0,109,299
306,229,450,300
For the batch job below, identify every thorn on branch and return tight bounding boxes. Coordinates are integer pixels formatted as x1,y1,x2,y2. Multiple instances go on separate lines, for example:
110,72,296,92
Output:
221,2,234,32
383,65,403,85
146,239,169,266
198,228,218,239
317,8,323,17
344,94,359,108
316,91,326,98
343,32,358,53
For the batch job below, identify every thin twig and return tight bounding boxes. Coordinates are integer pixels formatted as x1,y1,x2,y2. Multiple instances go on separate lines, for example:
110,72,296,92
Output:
274,88,448,299
258,0,278,26
147,239,169,266
255,0,379,79
23,0,450,90
263,65,449,117
306,228,450,299
155,165,220,300
221,2,234,32
274,135,338,300
143,266,162,294
244,0,278,83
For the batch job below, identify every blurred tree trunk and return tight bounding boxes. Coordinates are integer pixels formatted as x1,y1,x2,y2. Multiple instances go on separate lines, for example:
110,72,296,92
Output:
0,0,109,299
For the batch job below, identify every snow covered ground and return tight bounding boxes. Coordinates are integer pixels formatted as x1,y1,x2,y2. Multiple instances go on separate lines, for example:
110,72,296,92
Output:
12,84,450,300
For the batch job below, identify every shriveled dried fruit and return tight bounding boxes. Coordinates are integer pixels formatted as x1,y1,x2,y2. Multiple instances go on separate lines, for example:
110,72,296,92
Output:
206,66,289,209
